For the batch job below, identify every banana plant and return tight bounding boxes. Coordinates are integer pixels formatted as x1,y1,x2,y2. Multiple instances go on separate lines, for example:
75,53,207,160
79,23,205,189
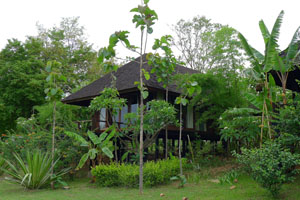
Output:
238,11,286,144
65,126,115,170
272,27,300,105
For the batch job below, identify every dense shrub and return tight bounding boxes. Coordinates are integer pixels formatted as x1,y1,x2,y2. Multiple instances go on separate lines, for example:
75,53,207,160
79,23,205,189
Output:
91,158,185,187
234,142,300,197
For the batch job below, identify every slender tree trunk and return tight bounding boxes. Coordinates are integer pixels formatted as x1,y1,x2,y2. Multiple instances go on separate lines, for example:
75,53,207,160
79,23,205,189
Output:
179,103,183,176
260,100,265,148
165,86,168,159
139,30,144,195
51,101,56,189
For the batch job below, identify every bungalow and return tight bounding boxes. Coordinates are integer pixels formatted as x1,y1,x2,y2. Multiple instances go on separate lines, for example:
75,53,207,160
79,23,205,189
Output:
62,55,218,159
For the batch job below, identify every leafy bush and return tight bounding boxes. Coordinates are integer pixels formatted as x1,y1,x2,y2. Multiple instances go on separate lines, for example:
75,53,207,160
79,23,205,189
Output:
275,103,300,153
234,142,300,197
0,102,89,176
91,158,185,187
2,151,70,189
219,107,260,150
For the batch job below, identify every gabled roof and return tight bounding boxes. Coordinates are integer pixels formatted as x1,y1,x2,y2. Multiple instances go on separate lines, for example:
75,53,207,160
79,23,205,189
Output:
62,55,198,106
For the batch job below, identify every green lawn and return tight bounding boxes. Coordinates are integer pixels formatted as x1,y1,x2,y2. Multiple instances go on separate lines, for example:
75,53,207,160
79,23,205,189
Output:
1,174,299,200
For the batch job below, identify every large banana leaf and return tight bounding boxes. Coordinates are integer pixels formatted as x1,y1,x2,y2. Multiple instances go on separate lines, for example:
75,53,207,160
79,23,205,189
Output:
259,20,270,44
264,10,284,72
286,26,300,62
65,131,88,146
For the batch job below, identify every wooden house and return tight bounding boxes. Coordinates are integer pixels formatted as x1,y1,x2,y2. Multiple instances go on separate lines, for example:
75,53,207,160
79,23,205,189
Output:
62,55,218,159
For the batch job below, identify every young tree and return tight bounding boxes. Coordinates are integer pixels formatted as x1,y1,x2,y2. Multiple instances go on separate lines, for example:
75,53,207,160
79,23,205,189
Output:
44,61,66,189
96,0,158,194
148,35,177,158
175,74,201,175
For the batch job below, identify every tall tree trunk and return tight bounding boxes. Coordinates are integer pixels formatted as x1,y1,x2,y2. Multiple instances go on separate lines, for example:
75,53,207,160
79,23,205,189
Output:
165,86,168,159
179,102,183,176
139,30,144,195
51,101,56,189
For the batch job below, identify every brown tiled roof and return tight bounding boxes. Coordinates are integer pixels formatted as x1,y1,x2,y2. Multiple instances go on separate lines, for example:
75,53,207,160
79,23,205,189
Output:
62,55,198,106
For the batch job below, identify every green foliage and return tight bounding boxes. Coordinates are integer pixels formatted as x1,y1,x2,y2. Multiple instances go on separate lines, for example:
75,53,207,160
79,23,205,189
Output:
37,17,97,91
173,16,246,73
275,102,300,152
44,61,66,102
0,156,8,176
130,1,158,33
219,108,260,147
0,102,88,175
91,158,186,187
0,38,47,132
89,88,127,121
176,72,247,129
234,142,300,197
170,174,187,188
65,128,114,169
123,100,177,152
218,169,239,185
1,151,70,189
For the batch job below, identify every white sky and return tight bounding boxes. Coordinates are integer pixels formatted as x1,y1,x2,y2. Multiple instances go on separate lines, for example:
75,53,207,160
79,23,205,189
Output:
1,0,299,56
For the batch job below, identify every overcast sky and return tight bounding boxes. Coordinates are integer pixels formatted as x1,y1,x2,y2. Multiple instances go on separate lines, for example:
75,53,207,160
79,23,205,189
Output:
1,0,299,56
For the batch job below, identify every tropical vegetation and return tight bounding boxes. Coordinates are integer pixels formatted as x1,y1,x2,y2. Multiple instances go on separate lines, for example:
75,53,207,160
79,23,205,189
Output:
0,0,299,199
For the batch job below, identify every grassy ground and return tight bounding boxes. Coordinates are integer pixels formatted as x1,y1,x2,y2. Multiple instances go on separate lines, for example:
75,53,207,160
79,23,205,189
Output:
1,174,299,200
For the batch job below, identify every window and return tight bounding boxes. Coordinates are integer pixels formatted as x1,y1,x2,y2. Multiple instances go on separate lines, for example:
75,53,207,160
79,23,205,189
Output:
99,108,106,129
120,106,128,128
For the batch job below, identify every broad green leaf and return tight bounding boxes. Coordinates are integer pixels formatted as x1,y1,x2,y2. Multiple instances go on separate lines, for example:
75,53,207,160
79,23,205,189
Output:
142,91,149,99
286,26,300,62
245,93,263,110
181,98,188,106
88,131,99,145
102,147,113,158
46,75,51,82
50,88,57,96
45,65,51,73
259,20,270,44
264,10,284,72
76,153,89,170
88,148,98,160
44,88,49,94
98,132,108,143
65,131,88,146
121,152,129,161
147,27,153,34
